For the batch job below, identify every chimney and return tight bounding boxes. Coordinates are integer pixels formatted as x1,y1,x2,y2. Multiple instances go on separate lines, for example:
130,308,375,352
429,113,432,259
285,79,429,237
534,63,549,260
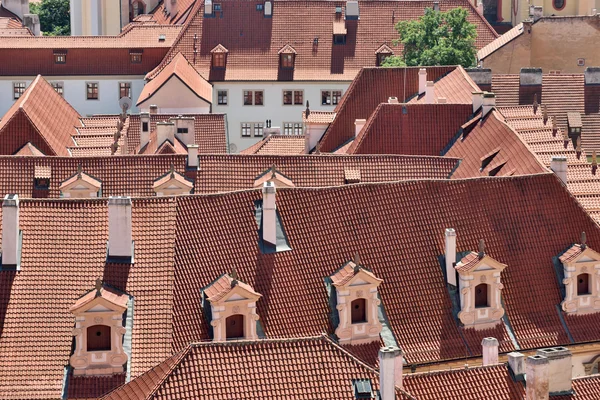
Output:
536,347,572,395
149,105,158,114
23,14,40,36
477,0,483,15
508,352,525,380
445,228,457,286
550,156,567,185
205,0,213,15
526,355,550,400
519,68,542,105
264,0,272,17
532,6,543,22
425,81,435,104
432,0,439,12
437,97,447,104
187,144,199,169
472,91,484,113
345,1,360,20
171,115,195,146
388,96,399,104
465,68,492,91
169,0,177,15
585,67,600,85
378,346,403,400
354,119,366,137
140,112,150,150
107,197,133,260
482,92,496,118
2,0,29,19
418,68,427,95
481,337,499,366
156,121,175,147
2,194,20,268
262,181,277,246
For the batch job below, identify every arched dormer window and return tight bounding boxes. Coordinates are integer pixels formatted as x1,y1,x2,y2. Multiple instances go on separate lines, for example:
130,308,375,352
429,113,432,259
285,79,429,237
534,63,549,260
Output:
203,272,262,341
455,240,507,329
560,233,600,314
330,255,383,344
69,279,129,376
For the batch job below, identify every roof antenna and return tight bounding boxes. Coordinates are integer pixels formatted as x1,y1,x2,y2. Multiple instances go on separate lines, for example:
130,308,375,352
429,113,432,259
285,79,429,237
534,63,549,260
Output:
305,100,310,118
581,232,587,249
95,278,102,297
478,239,485,259
533,93,538,114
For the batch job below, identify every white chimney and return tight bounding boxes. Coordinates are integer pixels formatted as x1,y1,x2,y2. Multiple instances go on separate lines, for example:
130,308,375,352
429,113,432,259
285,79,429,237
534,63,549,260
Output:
2,194,20,267
264,0,272,16
418,68,427,95
108,197,133,260
526,355,550,400
433,0,439,12
508,352,525,378
536,347,572,395
205,0,213,15
149,104,159,114
388,97,399,104
425,81,435,104
379,346,403,400
472,91,484,114
481,337,499,366
550,156,567,185
187,144,199,169
171,115,195,146
354,119,366,137
437,97,447,104
140,112,150,150
477,0,483,14
482,92,496,118
445,228,457,286
23,14,40,36
533,6,543,21
156,121,175,147
262,181,277,246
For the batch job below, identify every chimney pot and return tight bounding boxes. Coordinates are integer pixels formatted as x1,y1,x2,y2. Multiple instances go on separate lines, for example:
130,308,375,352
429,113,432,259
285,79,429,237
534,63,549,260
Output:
482,92,496,118
432,0,439,12
108,197,133,260
445,228,457,286
535,347,572,395
354,119,366,137
187,144,199,169
526,355,550,400
425,81,435,104
378,346,403,400
262,181,277,246
481,337,499,366
550,156,567,185
388,96,399,104
418,68,427,95
2,194,20,268
508,352,525,379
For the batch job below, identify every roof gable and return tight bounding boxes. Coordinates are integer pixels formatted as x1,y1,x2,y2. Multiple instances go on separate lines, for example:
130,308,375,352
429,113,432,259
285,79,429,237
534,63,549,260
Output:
455,252,508,273
70,281,129,314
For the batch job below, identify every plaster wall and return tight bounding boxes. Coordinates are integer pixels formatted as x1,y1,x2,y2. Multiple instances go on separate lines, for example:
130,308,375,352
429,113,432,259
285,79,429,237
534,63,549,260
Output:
137,77,211,114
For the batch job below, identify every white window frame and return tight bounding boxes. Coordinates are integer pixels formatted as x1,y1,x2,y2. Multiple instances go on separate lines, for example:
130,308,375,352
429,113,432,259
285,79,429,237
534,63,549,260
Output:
217,90,228,105
13,81,26,100
50,81,64,97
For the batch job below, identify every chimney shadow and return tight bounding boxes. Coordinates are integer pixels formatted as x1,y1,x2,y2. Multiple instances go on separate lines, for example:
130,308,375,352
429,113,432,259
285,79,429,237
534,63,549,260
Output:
102,262,132,293
253,252,275,332
0,271,16,338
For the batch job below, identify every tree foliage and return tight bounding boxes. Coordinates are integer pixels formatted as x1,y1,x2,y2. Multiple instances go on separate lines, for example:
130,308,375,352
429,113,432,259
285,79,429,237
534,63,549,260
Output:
382,7,477,68
29,0,70,36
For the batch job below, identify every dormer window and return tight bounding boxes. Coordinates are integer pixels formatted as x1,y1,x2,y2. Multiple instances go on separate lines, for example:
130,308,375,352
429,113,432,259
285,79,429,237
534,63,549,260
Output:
34,165,51,190
278,45,296,69
567,112,582,139
202,272,262,341
333,18,347,45
69,279,129,376
59,166,102,198
455,240,507,329
559,233,600,314
153,164,194,196
375,44,394,67
253,165,295,189
330,256,383,344
53,50,67,64
130,49,143,64
211,44,228,69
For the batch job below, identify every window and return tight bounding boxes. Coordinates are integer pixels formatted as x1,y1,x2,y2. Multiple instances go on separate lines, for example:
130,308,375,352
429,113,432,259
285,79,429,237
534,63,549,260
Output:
54,53,66,64
241,123,252,137
377,53,391,66
332,90,342,105
214,3,222,11
218,90,228,105
119,82,131,99
86,82,99,100
212,53,226,68
254,122,264,137
351,298,367,324
86,325,111,351
244,90,253,105
283,90,292,105
321,90,331,105
294,90,303,105
283,122,302,135
282,90,303,106
51,82,64,97
225,314,244,339
13,82,26,100
177,127,188,134
553,0,565,10
578,273,591,295
280,54,294,69
243,90,264,106
130,53,142,63
142,122,149,132
333,34,346,45
254,90,263,105
475,284,488,308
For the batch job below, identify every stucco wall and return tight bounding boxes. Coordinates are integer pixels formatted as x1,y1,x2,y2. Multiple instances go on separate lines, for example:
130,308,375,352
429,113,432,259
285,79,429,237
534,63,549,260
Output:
138,77,211,114
483,29,532,74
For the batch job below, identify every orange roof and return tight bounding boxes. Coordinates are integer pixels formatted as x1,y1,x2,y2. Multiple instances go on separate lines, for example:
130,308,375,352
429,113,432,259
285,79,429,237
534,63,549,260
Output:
151,0,197,24
241,135,305,155
477,23,524,60
408,66,480,105
203,273,260,302
0,17,32,36
302,110,336,124
14,142,44,156
153,166,193,189
330,260,382,287
69,282,129,313
138,52,212,105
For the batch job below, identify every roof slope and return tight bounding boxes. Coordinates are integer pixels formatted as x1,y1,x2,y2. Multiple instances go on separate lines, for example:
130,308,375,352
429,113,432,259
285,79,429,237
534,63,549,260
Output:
240,134,305,155
408,66,480,105
477,23,524,60
0,75,81,156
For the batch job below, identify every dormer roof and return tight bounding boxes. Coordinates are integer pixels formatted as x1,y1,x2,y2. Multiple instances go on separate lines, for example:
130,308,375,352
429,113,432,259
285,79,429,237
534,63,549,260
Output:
153,165,193,191
210,44,228,53
14,142,45,156
331,259,383,288
455,252,507,273
69,280,129,314
253,166,295,188
333,19,347,35
278,44,297,55
59,167,102,192
204,274,261,303
559,243,600,264
375,44,393,55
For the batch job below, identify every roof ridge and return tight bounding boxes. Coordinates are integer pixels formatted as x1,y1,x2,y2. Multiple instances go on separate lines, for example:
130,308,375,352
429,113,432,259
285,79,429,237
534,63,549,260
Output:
144,344,194,400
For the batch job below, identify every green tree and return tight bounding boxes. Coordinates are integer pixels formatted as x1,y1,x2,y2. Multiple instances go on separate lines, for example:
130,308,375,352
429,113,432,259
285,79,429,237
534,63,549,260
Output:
29,0,70,36
382,7,477,68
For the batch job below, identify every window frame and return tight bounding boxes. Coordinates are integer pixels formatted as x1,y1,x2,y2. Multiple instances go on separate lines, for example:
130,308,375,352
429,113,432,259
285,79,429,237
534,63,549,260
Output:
321,90,332,106
333,34,346,45
86,82,99,100
553,0,566,11
577,273,591,296
118,81,132,99
86,325,112,352
350,298,367,324
243,90,264,106
474,283,489,308
130,53,142,64
283,122,302,135
212,53,226,69
283,90,293,105
217,90,228,105
13,81,26,100
253,122,264,137
225,314,244,339
280,54,295,69
241,122,252,137
50,81,64,97
54,53,66,64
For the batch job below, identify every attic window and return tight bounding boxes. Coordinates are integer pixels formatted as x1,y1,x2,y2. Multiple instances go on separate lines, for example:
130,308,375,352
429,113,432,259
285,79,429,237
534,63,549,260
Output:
375,44,394,67
54,53,66,64
177,127,188,134
87,325,111,351
578,273,591,295
256,4,263,11
130,50,143,63
158,34,166,42
280,54,294,69
212,53,226,68
225,314,244,339
34,177,50,190
214,3,222,11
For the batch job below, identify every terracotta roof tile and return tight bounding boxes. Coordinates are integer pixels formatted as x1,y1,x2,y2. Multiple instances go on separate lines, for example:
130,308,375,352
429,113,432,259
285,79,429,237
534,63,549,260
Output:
303,110,336,124
409,66,480,105
240,134,305,155
203,274,260,302
477,23,524,60
151,0,196,25
0,17,32,36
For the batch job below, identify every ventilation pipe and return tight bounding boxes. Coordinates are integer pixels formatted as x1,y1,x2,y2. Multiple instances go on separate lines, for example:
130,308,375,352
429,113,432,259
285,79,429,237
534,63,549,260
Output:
418,68,427,95
379,346,403,400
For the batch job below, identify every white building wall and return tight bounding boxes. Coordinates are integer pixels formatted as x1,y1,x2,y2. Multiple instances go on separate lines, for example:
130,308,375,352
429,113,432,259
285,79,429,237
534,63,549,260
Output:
138,77,211,114
0,76,145,117
212,81,349,153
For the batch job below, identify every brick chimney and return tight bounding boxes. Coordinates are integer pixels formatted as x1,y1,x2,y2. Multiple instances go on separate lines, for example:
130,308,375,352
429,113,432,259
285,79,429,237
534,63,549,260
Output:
354,119,366,137
379,346,403,400
445,228,457,286
108,197,133,261
156,121,175,148
140,112,150,150
482,92,496,118
2,194,20,268
262,181,277,246
481,337,499,366
526,355,550,400
519,68,542,105
472,91,484,114
536,347,572,395
508,352,525,380
425,81,435,104
187,144,199,169
550,156,567,185
418,68,427,95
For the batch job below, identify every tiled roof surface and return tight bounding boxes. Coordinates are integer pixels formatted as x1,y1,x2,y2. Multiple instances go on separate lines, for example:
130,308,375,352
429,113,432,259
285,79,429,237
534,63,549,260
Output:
0,17,32,36
66,374,126,399
137,130,188,155
319,66,456,152
151,0,196,24
70,285,129,312
408,67,480,105
240,134,306,155
347,103,473,155
303,110,336,124
152,0,496,82
138,52,212,105
0,75,82,156
477,23,524,60
203,274,259,302
14,142,44,156
103,336,414,400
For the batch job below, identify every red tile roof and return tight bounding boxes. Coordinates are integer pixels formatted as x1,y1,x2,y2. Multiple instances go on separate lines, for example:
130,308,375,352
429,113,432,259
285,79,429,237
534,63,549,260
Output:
203,273,260,302
477,23,524,61
408,67,480,105
138,52,212,106
151,0,196,24
240,134,306,155
151,0,496,82
0,17,32,36
303,110,336,124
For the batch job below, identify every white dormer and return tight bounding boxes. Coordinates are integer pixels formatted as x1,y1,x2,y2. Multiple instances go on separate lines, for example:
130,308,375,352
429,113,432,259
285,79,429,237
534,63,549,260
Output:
69,279,129,376
153,165,194,196
559,233,600,314
60,166,102,198
331,256,383,344
455,241,507,330
203,273,262,341
253,166,295,189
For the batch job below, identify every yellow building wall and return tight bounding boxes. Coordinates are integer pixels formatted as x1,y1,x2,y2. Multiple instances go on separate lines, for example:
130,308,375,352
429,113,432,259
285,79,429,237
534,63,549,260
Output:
79,0,123,36
482,30,531,74
81,0,90,35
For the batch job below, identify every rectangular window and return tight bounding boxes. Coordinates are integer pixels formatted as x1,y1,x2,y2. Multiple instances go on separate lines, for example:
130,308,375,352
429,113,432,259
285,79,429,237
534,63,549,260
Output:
243,90,264,106
177,127,188,134
13,82,26,100
142,122,149,132
293,123,302,135
241,122,252,137
244,90,253,105
86,82,99,100
130,53,142,63
218,90,228,105
254,122,264,137
254,90,263,105
54,53,66,64
294,90,303,105
280,54,294,69
283,90,303,105
51,82,64,97
283,90,292,105
119,82,131,99
332,90,342,105
212,53,226,68
333,34,346,45
321,90,331,105
283,122,302,135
